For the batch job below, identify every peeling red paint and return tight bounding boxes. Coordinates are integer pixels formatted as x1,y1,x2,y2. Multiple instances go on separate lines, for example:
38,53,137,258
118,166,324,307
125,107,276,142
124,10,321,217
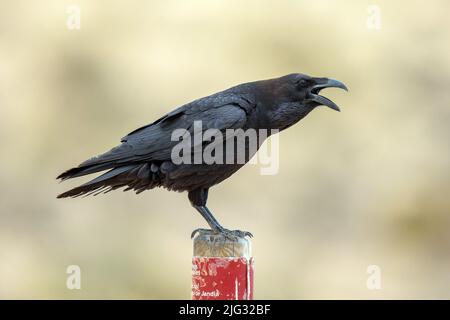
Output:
192,257,254,300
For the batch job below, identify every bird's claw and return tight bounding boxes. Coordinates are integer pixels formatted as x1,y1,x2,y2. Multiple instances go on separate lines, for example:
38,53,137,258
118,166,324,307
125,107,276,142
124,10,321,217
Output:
191,228,253,240
191,228,212,239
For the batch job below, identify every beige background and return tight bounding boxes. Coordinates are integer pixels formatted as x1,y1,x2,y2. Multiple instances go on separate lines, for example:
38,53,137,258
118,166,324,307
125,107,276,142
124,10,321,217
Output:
0,0,449,299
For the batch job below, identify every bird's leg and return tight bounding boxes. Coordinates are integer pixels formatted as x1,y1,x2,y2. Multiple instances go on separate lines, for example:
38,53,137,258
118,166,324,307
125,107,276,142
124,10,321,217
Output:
190,206,253,239
191,205,225,237
189,188,252,239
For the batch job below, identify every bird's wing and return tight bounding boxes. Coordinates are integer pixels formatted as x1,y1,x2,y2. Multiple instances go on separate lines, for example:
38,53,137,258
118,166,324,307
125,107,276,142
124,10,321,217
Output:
121,92,252,140
77,94,251,168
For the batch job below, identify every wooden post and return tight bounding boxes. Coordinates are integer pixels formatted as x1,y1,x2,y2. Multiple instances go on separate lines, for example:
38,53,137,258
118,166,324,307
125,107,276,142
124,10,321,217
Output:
191,231,254,300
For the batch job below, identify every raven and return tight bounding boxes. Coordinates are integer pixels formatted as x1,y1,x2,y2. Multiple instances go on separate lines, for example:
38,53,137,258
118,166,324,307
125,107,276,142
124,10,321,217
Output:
57,73,347,238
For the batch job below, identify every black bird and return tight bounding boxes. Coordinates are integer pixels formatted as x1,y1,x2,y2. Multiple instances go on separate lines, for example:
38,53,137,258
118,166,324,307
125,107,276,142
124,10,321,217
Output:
57,73,347,238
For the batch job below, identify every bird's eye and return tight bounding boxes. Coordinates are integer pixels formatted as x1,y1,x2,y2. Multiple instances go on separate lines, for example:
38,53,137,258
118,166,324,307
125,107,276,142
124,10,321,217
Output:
297,79,307,87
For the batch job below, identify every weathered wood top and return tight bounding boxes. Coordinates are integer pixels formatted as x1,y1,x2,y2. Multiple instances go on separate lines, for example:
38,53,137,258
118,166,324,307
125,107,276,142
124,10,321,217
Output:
193,231,251,258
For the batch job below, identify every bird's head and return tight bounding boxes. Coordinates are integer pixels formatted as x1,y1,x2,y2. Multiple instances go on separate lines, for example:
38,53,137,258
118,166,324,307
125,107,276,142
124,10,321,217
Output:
261,73,348,130
282,73,348,112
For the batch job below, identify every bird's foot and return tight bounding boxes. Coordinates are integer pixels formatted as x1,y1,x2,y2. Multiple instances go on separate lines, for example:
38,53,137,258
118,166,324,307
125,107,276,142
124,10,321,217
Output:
191,228,253,240
220,228,253,240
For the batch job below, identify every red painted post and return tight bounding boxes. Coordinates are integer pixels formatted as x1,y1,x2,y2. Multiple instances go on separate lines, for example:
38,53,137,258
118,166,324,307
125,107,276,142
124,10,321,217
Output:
192,232,254,300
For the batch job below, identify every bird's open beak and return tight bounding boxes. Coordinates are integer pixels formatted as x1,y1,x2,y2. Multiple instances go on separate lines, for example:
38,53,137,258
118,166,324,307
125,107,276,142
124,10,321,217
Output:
307,78,348,112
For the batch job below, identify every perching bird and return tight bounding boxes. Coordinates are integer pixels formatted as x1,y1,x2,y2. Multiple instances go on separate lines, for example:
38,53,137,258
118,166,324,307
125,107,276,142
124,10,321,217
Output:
57,73,347,238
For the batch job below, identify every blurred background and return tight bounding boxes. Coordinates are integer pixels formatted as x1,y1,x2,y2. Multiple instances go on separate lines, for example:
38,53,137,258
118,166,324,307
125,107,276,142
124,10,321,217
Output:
0,0,449,299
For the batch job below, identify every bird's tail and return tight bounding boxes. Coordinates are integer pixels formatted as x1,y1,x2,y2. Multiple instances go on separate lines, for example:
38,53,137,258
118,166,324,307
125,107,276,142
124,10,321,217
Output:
57,163,156,198
57,165,133,198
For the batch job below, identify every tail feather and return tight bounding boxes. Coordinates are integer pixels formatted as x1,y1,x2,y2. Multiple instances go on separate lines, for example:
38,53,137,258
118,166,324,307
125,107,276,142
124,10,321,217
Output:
57,162,161,198
57,162,117,181
57,165,134,198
